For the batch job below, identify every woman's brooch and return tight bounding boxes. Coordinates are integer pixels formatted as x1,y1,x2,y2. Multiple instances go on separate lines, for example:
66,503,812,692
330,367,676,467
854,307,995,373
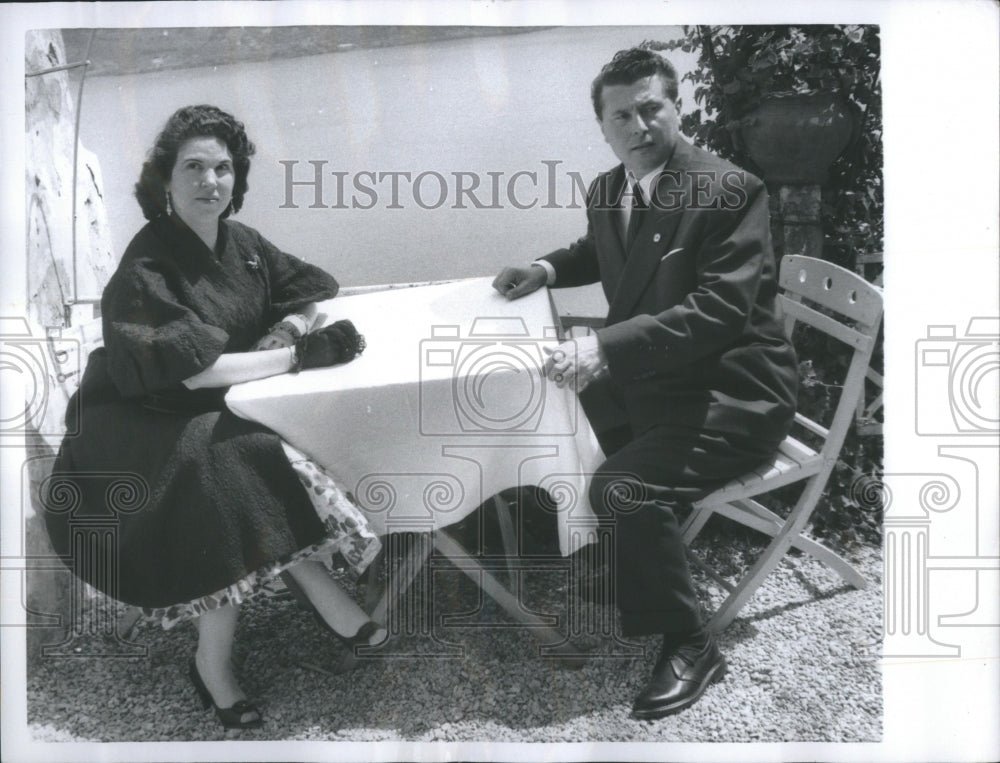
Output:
245,254,262,272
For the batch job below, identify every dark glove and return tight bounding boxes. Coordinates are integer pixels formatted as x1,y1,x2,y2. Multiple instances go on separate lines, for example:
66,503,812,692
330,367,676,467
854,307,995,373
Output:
252,320,302,351
292,319,366,372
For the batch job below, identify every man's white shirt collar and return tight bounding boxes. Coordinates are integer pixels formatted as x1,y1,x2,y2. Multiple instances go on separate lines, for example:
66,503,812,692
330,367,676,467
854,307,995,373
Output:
626,163,667,206
534,161,669,286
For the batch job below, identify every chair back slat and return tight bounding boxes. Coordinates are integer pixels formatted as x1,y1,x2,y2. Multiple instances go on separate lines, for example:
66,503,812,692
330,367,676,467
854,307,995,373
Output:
778,296,874,351
822,335,879,460
779,256,883,468
779,254,882,327
792,412,829,439
679,254,883,629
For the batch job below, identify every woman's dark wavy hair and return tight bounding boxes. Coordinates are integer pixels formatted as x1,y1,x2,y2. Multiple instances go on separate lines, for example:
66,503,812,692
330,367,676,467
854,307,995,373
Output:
134,105,256,221
590,43,679,120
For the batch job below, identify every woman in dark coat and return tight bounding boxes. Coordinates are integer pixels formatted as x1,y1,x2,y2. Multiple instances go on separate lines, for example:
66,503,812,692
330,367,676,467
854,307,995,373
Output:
46,105,384,729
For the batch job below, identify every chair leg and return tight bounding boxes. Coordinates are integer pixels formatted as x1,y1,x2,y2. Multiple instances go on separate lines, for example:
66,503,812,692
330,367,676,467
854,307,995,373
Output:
730,499,868,589
708,531,798,631
789,535,868,589
707,476,833,630
686,548,736,593
708,499,868,590
680,505,714,544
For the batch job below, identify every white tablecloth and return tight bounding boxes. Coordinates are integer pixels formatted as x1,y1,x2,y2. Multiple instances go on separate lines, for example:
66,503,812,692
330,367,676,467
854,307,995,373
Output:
226,278,603,555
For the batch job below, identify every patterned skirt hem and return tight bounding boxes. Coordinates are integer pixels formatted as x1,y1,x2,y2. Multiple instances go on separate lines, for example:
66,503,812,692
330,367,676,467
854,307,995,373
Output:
140,441,382,630
142,530,379,630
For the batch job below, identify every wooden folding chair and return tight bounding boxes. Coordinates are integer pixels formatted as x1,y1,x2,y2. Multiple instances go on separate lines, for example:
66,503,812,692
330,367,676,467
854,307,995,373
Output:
560,254,883,631
681,254,883,629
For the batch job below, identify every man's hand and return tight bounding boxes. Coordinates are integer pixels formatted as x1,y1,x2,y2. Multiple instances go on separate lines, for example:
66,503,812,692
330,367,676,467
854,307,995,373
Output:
542,334,608,392
492,265,547,300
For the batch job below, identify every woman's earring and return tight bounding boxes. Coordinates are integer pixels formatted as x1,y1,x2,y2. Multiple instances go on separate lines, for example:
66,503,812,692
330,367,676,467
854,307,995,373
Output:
165,192,173,216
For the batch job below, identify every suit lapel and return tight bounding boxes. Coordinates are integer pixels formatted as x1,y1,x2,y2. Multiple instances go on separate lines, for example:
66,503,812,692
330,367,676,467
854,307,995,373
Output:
606,143,692,324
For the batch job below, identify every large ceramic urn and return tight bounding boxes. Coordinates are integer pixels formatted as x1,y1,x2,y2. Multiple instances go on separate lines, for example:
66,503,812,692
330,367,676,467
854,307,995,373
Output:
740,92,859,186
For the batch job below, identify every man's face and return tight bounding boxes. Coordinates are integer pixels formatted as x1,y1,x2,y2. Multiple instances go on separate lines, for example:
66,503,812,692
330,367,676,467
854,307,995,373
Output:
598,73,679,178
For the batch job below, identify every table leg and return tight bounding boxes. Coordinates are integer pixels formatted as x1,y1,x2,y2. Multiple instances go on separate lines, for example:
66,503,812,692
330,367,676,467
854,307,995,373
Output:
371,532,434,627
492,494,519,589
432,530,585,667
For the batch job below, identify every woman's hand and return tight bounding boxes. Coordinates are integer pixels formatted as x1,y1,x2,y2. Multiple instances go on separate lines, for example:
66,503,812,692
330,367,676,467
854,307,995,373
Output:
182,315,363,388
293,320,366,371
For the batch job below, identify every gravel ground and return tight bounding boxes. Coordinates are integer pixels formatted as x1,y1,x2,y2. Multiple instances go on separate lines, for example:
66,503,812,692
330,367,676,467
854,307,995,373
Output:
26,525,882,744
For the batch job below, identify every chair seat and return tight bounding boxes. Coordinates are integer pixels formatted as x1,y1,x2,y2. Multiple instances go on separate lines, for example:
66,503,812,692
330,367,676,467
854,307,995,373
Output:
692,435,823,508
563,255,882,631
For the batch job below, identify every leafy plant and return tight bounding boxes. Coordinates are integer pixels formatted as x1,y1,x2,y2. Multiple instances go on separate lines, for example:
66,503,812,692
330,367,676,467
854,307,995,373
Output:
662,25,882,270
663,26,884,550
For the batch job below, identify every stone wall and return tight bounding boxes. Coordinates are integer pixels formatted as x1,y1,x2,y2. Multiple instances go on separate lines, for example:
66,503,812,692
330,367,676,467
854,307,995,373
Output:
26,30,115,329
23,30,116,655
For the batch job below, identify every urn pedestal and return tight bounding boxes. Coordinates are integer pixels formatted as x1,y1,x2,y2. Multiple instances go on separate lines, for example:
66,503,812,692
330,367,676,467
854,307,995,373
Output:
740,92,859,260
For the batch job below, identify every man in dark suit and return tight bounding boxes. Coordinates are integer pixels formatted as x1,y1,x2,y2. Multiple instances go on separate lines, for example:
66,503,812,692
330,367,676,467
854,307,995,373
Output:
493,45,798,719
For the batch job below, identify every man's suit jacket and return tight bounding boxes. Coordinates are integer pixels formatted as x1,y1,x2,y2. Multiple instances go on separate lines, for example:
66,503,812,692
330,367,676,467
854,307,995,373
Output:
541,139,798,442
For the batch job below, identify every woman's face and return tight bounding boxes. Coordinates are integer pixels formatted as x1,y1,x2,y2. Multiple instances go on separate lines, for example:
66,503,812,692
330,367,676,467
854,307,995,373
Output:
166,136,235,229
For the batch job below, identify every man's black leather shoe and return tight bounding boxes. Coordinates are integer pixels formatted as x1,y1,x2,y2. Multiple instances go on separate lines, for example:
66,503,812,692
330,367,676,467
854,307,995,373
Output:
631,633,726,720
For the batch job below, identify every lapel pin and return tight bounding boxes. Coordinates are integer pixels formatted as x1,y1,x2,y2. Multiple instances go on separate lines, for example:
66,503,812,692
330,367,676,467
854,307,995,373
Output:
653,233,661,243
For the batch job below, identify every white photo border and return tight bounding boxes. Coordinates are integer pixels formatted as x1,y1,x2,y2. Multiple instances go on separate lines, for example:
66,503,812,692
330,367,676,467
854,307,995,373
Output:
2,1,998,762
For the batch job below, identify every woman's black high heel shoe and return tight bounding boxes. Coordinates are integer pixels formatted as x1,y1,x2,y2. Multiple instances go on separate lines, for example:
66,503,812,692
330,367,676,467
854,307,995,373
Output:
188,658,263,730
313,613,381,650
311,613,383,672
278,571,383,671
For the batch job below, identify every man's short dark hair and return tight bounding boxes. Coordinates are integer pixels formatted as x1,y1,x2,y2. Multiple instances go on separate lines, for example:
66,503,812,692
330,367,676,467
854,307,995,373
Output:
591,45,679,120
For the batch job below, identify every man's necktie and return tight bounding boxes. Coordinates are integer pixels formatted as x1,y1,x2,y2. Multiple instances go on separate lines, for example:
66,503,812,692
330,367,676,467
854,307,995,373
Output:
625,180,647,251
